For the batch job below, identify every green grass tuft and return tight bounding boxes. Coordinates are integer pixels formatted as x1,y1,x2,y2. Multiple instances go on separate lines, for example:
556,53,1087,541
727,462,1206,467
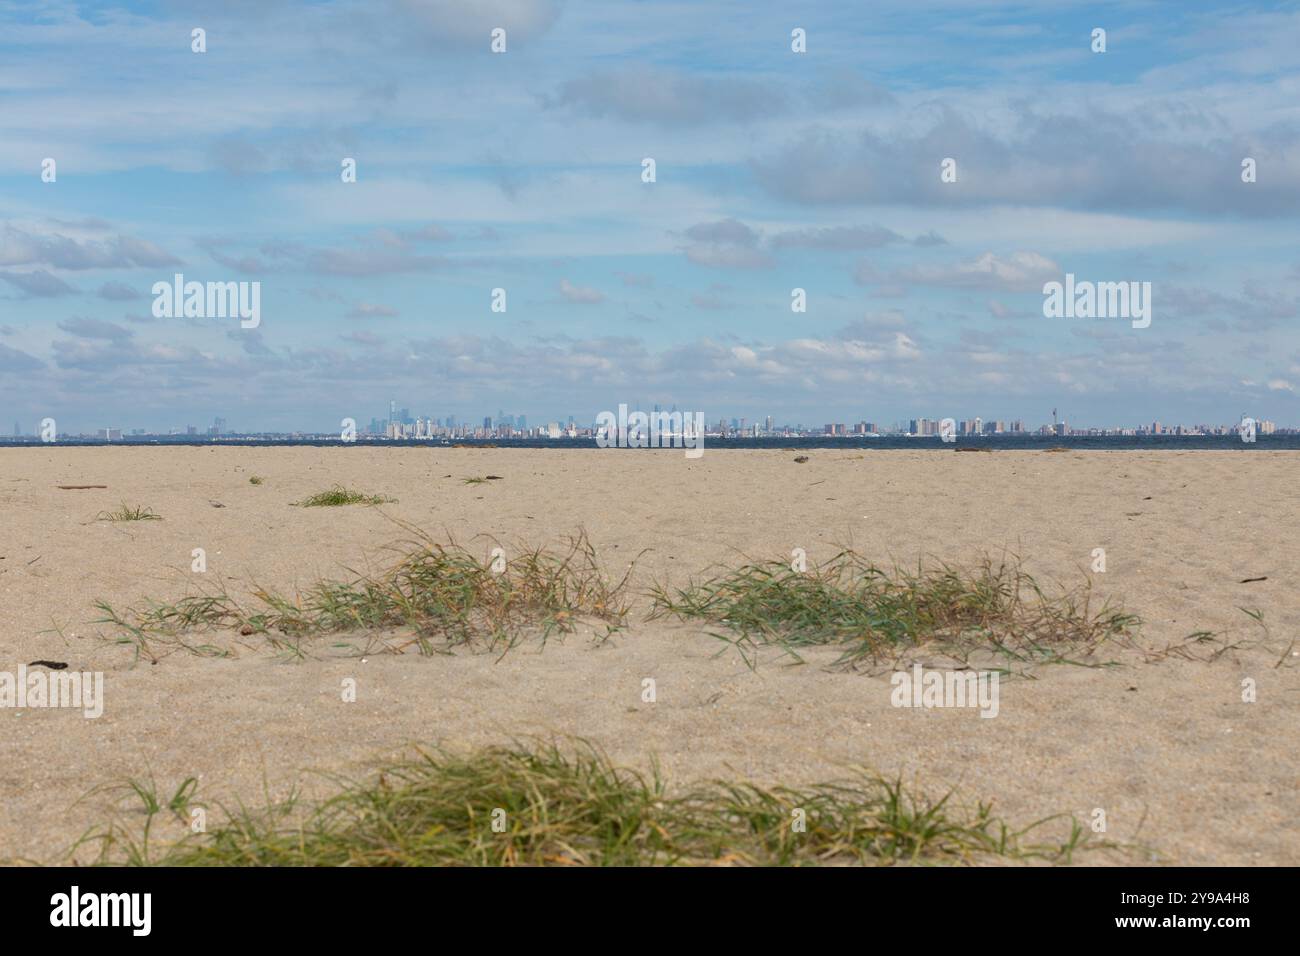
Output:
97,502,162,522
75,741,1098,867
93,531,632,657
293,486,395,507
650,550,1138,668
248,476,264,485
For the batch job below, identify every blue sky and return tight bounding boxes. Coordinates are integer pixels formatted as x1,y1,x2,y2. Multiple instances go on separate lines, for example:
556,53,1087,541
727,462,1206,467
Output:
2,0,1299,433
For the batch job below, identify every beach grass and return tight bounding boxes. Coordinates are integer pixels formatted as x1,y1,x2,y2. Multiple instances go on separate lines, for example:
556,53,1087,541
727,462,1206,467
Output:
649,550,1138,668
93,531,632,657
75,741,1094,867
293,486,395,507
97,502,162,522
248,476,264,485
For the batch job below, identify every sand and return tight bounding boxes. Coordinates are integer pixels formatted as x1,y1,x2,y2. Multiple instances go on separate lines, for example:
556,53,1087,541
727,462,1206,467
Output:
0,446,1297,864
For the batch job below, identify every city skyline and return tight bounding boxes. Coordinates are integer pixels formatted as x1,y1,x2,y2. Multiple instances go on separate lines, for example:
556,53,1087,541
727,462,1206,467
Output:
5,402,1288,441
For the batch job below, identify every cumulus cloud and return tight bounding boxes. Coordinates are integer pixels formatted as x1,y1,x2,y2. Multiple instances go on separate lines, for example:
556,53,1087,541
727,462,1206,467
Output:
752,108,1300,216
1164,282,1300,331
0,224,180,270
552,66,784,126
680,219,943,270
691,284,734,311
0,269,77,297
306,246,449,276
680,218,773,270
98,281,141,301
58,317,134,343
346,302,400,319
391,0,562,47
769,225,905,250
558,279,605,304
895,251,1061,292
0,342,44,371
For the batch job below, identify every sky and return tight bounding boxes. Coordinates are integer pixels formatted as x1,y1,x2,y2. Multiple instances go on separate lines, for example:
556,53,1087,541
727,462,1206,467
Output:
1,0,1299,434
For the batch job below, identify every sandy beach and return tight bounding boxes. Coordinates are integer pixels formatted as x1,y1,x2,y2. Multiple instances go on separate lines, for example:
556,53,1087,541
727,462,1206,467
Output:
1,446,1297,865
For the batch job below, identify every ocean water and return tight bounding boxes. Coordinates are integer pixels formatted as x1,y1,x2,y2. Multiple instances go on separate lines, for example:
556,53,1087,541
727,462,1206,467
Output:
3,434,1298,450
